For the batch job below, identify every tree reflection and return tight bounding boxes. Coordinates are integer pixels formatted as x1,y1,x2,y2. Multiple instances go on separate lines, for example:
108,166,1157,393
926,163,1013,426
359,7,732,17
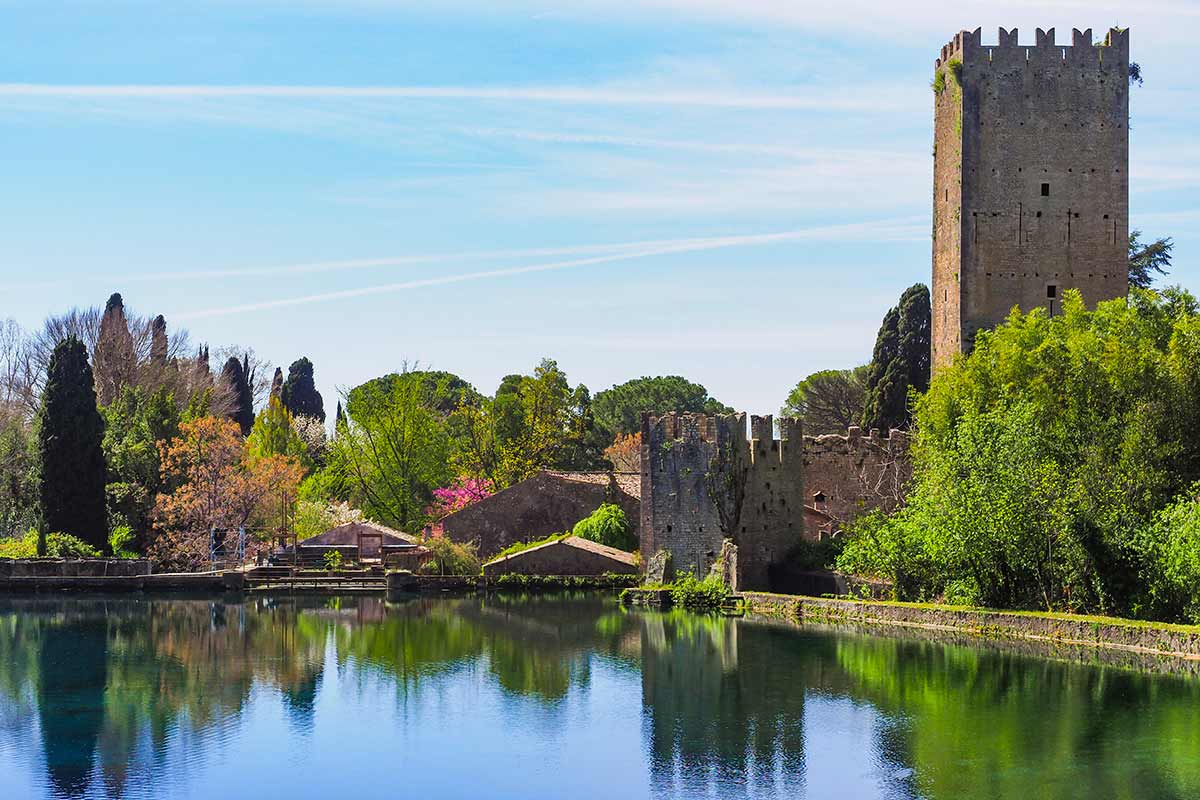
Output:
37,617,108,798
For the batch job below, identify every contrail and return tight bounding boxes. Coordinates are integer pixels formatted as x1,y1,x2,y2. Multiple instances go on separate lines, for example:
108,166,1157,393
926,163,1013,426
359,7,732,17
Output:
0,83,912,112
175,217,925,320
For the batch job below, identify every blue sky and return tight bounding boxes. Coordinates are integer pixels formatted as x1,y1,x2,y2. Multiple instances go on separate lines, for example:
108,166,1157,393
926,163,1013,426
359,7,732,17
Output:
2,1,1197,414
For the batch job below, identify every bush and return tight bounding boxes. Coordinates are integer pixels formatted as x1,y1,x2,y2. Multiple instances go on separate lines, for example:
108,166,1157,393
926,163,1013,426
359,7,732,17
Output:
109,525,138,559
572,503,636,552
419,536,481,576
670,574,727,610
0,530,101,559
323,550,344,571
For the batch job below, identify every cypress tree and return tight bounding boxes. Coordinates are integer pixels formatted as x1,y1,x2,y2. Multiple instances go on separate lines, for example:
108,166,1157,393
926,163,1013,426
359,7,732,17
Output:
221,357,255,436
37,337,108,554
149,314,169,364
281,357,325,422
93,292,136,406
862,284,931,432
270,367,284,400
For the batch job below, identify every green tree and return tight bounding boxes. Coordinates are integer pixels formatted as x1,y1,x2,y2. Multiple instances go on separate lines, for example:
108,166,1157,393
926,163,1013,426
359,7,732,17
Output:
782,366,869,435
37,338,108,554
572,503,636,552
839,288,1200,619
1129,230,1174,290
348,370,479,418
861,284,930,432
103,385,180,544
328,372,452,529
246,395,310,466
281,357,326,422
220,356,254,436
593,376,731,438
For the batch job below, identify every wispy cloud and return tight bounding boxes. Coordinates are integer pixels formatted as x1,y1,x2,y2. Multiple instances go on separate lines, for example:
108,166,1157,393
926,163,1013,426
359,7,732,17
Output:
175,216,925,319
0,83,912,112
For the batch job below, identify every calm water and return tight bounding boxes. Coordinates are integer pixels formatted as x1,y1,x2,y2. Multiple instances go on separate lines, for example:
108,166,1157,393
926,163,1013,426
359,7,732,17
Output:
0,595,1198,800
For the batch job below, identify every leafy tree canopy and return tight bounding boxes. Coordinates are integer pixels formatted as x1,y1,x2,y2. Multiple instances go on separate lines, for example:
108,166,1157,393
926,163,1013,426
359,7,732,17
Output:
593,376,731,438
348,370,480,418
281,357,326,422
1129,230,1174,290
839,288,1200,621
572,502,636,552
782,366,869,435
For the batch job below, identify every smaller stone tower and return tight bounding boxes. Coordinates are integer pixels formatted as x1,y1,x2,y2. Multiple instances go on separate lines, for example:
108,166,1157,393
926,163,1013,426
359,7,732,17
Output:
639,412,803,591
932,27,1130,369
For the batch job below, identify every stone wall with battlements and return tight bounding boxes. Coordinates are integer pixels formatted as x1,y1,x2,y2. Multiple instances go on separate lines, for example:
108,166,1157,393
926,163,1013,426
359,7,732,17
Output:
802,427,911,527
933,26,1129,369
640,412,804,591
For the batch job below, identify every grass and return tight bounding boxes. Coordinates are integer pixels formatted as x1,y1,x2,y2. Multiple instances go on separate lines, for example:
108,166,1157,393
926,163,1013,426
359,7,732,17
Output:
738,591,1200,635
491,532,570,561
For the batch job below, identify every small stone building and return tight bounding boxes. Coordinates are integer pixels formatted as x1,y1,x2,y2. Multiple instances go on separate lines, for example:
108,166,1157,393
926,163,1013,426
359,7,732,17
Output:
285,521,427,568
440,471,640,560
482,536,638,578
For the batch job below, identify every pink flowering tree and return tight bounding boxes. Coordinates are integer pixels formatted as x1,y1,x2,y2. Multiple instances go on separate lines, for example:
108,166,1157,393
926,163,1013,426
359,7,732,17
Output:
428,476,494,522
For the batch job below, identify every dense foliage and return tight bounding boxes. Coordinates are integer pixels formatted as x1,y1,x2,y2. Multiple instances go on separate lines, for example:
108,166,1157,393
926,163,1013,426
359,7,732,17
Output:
220,356,255,436
572,503,636,552
861,284,930,432
839,289,1200,621
38,338,108,554
1129,230,1174,290
281,357,326,422
593,376,731,438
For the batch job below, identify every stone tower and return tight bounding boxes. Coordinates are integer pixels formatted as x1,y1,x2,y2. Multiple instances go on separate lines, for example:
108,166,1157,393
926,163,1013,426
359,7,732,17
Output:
931,27,1129,369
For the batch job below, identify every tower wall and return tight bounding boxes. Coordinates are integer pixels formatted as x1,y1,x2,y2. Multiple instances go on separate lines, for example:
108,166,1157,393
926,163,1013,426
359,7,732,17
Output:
933,27,1129,369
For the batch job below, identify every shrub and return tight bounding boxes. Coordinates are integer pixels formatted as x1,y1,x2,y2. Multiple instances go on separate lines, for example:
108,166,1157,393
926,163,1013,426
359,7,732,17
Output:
109,525,138,559
419,535,481,576
572,503,636,552
323,550,344,571
0,530,102,559
670,574,727,610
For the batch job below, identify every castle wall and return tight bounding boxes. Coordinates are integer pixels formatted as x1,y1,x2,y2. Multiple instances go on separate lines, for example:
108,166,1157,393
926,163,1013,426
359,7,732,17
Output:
802,427,911,527
640,412,803,591
933,27,1129,369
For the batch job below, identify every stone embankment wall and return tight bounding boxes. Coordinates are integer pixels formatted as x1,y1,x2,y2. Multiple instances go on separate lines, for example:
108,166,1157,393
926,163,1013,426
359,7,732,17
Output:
739,593,1200,660
0,559,151,577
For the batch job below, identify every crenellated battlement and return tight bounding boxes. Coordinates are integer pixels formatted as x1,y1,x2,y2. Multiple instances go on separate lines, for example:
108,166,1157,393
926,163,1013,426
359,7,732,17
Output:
936,26,1129,71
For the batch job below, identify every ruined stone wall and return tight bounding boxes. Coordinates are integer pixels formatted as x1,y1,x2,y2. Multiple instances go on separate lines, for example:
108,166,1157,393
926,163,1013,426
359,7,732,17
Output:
802,427,910,529
441,472,639,559
933,27,1130,370
640,412,803,591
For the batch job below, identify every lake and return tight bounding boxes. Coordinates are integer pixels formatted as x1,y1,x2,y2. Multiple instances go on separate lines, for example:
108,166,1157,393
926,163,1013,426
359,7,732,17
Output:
0,594,1197,800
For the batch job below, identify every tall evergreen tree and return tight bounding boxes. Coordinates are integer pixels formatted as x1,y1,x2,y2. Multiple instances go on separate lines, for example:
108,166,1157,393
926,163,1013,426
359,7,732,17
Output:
862,284,931,432
281,357,325,422
220,356,254,436
149,314,169,364
270,367,284,400
37,338,108,554
93,292,136,406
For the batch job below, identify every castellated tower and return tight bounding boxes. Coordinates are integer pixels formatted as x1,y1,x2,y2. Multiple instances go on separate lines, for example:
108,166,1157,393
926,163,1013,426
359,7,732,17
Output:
931,27,1130,369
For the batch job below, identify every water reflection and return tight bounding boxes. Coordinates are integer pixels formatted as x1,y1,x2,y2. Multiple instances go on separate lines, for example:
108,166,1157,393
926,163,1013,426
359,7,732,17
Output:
0,595,1198,800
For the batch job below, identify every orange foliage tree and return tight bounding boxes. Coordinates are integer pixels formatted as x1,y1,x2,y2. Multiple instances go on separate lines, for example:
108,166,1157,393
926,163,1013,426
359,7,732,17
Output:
604,432,641,473
150,416,304,570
